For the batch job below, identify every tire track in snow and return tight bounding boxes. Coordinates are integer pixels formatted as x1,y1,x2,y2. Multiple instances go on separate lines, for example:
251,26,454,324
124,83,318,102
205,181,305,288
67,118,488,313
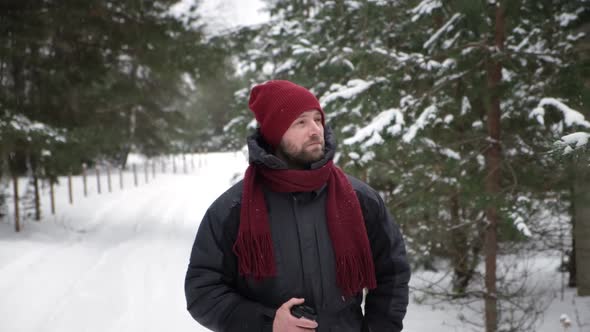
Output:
1,153,247,332
106,177,192,332
29,182,172,332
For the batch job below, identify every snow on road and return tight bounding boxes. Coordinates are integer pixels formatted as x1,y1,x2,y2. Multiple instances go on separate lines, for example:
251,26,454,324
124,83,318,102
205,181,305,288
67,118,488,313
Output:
1,151,588,332
0,152,247,332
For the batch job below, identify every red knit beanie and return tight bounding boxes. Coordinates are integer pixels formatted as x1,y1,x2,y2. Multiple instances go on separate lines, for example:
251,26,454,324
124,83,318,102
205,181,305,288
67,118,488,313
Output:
248,80,324,147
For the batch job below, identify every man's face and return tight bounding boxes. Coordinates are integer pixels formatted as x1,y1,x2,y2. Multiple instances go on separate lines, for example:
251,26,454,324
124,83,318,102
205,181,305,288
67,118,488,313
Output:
276,110,325,169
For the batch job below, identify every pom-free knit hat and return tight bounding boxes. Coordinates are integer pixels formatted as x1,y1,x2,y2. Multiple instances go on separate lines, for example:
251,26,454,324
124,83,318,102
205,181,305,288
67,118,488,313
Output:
248,80,324,147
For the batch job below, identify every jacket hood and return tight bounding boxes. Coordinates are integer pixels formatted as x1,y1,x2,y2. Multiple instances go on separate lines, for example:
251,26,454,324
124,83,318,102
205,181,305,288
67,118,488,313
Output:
246,125,337,170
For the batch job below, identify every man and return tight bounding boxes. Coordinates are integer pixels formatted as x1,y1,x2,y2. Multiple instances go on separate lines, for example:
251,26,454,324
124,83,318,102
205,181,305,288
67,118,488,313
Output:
185,80,410,331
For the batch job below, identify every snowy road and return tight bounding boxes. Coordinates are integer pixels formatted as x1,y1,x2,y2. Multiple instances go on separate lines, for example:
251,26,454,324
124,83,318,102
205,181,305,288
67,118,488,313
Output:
0,153,247,332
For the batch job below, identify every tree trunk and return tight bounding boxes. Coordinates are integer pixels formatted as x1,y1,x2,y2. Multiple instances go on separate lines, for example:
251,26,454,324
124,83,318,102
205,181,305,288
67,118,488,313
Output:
572,20,590,296
13,175,20,232
33,171,40,221
568,181,577,287
574,159,590,296
484,3,505,331
0,151,9,221
450,191,470,297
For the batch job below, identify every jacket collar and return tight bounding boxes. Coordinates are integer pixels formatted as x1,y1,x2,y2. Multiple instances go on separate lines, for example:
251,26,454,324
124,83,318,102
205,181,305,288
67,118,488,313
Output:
246,125,337,171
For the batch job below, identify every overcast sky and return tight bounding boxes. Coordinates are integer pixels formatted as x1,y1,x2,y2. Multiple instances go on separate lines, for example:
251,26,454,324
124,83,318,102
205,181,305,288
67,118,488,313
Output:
170,0,270,35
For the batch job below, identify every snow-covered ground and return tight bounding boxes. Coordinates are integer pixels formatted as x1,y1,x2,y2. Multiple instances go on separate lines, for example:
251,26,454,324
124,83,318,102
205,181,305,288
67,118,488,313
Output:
1,152,588,332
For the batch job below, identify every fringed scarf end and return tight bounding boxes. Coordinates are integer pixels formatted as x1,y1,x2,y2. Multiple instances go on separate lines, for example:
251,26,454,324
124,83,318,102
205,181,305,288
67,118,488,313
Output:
336,250,377,297
233,231,276,280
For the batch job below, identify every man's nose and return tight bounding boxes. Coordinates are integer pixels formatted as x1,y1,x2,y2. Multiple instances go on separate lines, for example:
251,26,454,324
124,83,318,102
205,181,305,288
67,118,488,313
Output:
309,121,322,135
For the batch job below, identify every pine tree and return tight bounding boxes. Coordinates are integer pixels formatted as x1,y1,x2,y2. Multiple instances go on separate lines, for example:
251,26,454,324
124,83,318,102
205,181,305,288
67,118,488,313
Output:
225,0,589,330
0,1,226,168
1,0,234,220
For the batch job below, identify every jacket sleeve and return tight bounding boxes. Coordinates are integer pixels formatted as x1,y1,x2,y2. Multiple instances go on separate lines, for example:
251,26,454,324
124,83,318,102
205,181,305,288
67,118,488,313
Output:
362,192,411,332
185,207,276,331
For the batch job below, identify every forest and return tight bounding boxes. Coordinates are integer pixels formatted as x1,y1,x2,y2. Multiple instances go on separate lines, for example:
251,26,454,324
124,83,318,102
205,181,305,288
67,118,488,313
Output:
1,1,589,331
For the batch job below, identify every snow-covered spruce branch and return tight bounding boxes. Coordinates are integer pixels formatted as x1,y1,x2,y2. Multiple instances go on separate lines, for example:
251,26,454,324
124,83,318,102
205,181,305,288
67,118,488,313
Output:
530,98,590,156
504,49,569,58
556,132,590,155
387,141,490,210
531,98,589,128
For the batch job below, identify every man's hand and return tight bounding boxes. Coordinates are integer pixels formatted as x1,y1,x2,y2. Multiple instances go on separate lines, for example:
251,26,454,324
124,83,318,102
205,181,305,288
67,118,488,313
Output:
272,298,318,332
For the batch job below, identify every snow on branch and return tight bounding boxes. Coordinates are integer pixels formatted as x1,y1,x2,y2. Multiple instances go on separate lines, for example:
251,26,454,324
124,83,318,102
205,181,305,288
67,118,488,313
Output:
403,104,438,143
343,108,404,147
320,78,384,106
556,132,590,155
530,98,590,128
534,98,590,155
557,7,585,27
512,28,540,53
410,0,442,22
514,216,533,237
423,13,462,50
292,43,323,56
275,59,296,73
1,114,66,142
561,132,590,148
422,138,461,160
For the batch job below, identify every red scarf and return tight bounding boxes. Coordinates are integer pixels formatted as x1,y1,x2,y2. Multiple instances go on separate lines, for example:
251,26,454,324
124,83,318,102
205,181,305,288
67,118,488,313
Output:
232,160,377,297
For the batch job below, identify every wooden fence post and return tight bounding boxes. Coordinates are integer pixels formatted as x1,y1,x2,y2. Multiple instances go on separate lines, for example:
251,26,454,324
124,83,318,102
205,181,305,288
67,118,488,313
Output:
144,162,149,183
13,175,20,232
119,166,124,190
50,179,55,215
133,164,138,187
33,172,41,221
96,167,101,194
172,156,177,174
82,163,88,197
106,165,112,193
183,154,187,174
152,160,156,179
68,172,73,204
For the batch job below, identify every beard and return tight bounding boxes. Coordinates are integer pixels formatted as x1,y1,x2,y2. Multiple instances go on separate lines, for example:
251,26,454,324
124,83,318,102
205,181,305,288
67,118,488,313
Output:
278,136,325,169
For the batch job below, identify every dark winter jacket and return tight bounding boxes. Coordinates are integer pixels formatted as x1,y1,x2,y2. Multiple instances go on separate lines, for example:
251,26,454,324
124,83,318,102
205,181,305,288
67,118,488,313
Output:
185,128,411,332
